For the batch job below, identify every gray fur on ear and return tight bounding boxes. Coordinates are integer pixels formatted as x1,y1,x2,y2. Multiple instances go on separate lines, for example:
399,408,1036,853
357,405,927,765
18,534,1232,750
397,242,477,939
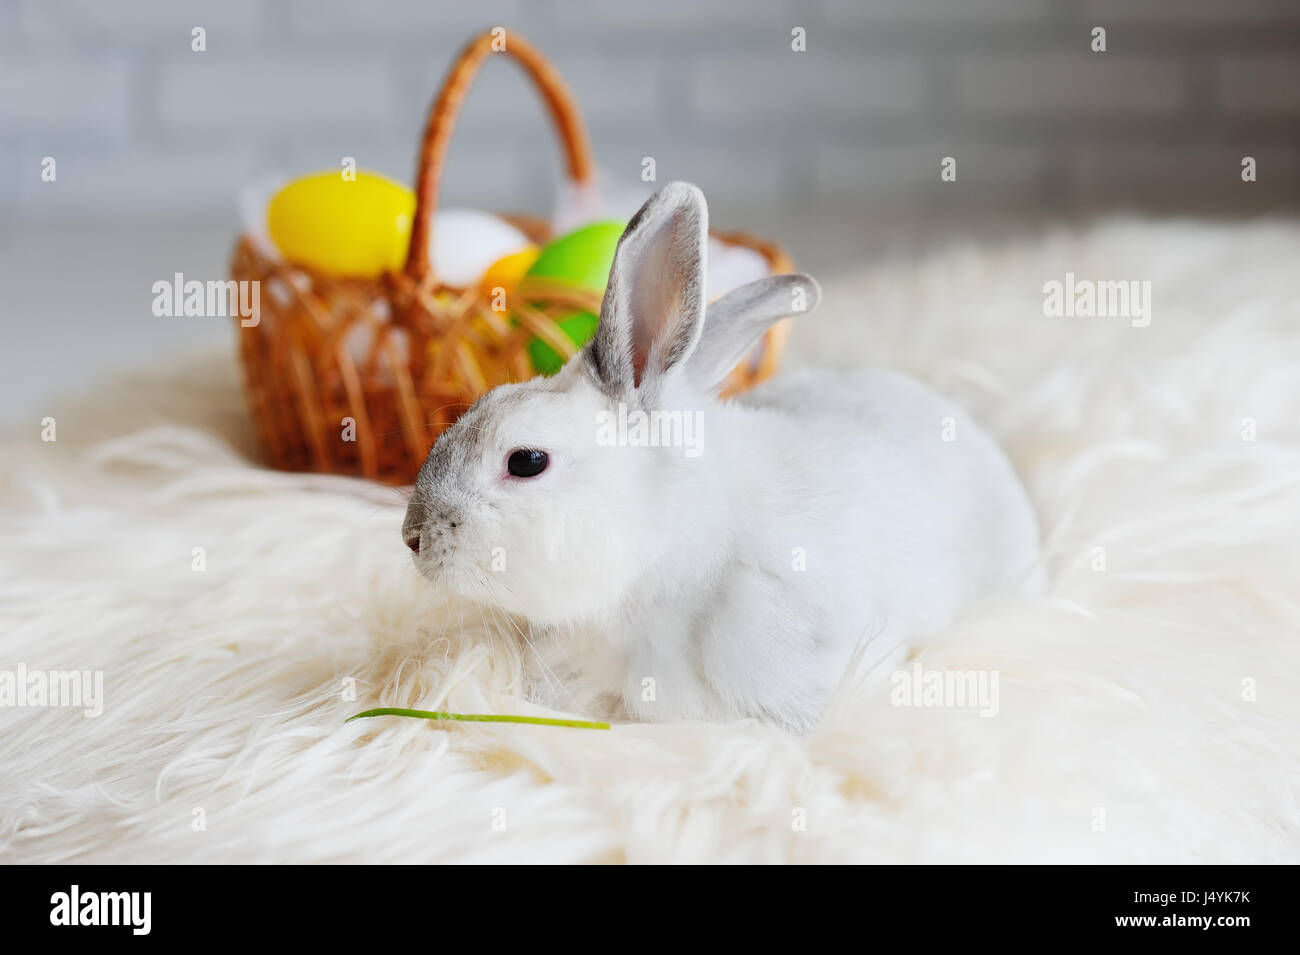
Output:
687,273,822,395
586,182,709,399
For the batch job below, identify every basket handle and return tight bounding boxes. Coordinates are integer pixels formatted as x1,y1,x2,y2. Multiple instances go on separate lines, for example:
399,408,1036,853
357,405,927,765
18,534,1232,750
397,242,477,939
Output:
403,30,596,283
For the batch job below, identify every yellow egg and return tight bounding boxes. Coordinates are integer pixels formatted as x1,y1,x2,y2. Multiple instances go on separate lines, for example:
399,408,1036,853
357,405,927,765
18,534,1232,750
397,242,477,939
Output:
479,245,540,292
267,171,415,276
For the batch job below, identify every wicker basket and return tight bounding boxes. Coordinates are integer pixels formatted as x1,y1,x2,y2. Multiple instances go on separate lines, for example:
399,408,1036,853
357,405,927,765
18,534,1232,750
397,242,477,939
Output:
231,30,794,484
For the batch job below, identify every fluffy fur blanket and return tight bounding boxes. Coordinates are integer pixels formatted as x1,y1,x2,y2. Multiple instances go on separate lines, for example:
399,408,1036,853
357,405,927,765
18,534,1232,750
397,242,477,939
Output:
2,218,1297,863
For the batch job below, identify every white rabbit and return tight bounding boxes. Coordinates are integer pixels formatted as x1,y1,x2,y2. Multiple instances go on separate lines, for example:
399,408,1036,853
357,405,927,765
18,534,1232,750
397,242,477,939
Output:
403,182,1041,733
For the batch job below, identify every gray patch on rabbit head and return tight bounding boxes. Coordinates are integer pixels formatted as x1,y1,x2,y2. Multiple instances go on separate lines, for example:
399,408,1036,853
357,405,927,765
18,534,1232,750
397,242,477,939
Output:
408,391,501,532
410,373,571,497
415,388,516,489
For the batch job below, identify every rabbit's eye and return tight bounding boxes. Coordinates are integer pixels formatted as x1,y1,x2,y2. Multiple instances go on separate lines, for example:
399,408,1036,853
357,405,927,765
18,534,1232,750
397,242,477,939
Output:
507,449,549,478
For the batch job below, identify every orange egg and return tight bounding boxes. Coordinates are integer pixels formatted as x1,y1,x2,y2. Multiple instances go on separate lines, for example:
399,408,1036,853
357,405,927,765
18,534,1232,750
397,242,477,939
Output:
479,246,541,292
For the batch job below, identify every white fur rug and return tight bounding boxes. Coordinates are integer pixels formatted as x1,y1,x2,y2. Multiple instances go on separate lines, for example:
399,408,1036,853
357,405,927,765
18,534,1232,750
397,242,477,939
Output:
2,218,1298,863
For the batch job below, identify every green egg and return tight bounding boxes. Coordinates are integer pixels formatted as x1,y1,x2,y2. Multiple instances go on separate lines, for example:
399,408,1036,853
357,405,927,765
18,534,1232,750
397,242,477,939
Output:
523,221,624,375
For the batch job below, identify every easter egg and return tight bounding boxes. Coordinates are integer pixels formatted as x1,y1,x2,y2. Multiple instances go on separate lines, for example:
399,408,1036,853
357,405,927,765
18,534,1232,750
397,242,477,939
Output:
527,221,625,288
479,245,540,293
430,209,532,287
267,171,415,276
523,221,625,375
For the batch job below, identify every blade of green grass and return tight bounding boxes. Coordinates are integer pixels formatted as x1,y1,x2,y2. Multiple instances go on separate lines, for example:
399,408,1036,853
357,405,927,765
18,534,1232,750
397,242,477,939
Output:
347,707,611,730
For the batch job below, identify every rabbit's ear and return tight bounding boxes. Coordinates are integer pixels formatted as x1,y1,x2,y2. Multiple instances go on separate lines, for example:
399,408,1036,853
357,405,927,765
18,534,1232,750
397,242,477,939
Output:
587,182,708,397
686,274,822,395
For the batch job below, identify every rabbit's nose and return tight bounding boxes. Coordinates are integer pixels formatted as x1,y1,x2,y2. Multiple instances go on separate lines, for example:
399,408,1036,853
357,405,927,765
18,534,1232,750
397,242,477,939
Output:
404,531,421,554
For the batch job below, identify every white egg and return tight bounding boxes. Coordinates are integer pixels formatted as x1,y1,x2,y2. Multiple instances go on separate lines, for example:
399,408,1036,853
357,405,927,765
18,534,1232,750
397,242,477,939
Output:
429,209,532,286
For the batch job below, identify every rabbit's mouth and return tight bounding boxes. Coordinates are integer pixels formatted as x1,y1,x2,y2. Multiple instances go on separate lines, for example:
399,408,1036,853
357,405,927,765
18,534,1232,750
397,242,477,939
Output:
403,489,469,582
408,527,454,581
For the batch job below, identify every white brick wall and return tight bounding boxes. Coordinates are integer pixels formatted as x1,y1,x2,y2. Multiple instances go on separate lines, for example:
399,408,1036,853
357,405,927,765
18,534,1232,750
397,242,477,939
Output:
814,0,1059,25
690,55,931,121
13,146,264,215
953,55,1186,116
284,0,525,37
815,141,1051,208
157,58,399,128
1080,0,1300,26
2,0,1297,221
0,59,132,139
1218,56,1300,113
18,0,264,45
568,0,789,30
1069,142,1299,207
